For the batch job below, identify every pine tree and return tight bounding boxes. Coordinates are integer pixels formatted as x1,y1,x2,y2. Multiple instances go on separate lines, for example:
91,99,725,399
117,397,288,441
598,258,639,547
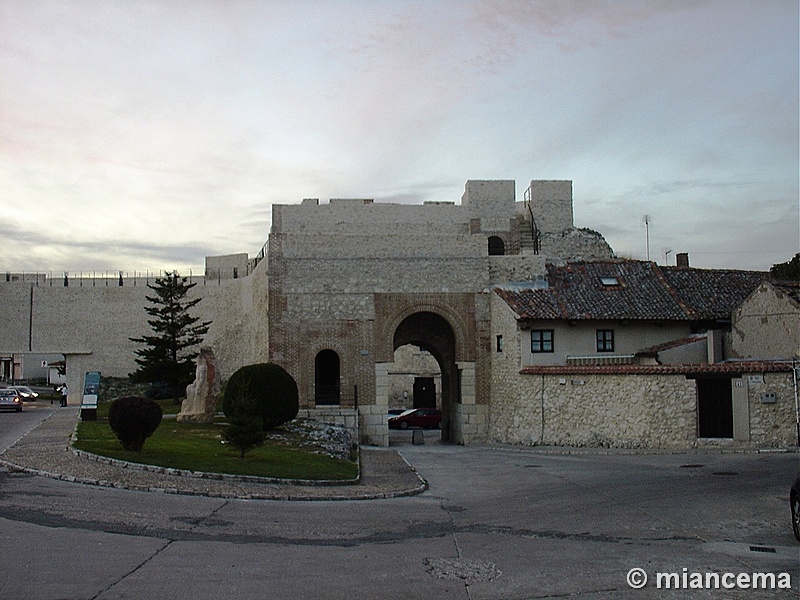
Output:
129,272,211,402
222,377,267,458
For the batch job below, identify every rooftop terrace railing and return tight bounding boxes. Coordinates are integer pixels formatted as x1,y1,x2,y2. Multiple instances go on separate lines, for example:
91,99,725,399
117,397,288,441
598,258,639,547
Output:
566,354,636,366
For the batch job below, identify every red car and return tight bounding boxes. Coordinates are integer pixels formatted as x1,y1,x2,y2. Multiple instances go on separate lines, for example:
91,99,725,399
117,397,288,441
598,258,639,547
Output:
388,408,442,429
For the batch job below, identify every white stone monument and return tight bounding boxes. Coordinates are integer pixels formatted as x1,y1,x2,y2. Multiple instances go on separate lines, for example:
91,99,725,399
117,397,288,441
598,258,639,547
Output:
177,347,220,424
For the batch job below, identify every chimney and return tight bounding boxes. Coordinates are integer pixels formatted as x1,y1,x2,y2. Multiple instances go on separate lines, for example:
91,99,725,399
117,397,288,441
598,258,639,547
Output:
676,253,690,268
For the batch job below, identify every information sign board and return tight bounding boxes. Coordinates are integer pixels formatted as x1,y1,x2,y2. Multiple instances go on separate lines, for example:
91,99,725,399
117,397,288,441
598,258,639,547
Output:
81,371,101,408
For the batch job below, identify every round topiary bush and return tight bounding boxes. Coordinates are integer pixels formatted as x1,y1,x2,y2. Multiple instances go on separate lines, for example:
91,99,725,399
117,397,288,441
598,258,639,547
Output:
223,363,299,430
108,396,163,452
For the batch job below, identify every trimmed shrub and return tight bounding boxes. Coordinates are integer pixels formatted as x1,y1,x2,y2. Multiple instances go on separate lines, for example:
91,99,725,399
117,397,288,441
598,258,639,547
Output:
108,396,163,452
223,363,299,430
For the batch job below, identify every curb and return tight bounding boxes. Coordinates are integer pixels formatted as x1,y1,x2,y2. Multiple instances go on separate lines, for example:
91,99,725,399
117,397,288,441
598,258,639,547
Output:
0,409,428,501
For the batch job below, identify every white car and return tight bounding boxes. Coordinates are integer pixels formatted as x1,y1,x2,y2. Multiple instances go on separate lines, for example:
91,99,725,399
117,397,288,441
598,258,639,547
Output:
13,386,39,400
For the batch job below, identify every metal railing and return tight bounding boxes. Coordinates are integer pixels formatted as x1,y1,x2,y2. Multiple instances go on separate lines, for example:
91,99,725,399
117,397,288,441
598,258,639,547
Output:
566,354,636,366
4,269,240,287
3,242,270,287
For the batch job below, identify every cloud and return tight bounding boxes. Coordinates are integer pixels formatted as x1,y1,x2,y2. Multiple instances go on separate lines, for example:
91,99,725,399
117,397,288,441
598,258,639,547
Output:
0,0,796,274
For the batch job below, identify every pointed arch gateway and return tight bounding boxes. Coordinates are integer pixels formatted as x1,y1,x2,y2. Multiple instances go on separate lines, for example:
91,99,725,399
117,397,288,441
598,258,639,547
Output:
371,293,482,446
392,311,458,442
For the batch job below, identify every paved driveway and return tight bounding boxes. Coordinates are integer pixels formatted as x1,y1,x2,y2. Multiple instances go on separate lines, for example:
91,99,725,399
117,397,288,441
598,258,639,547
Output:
0,410,798,599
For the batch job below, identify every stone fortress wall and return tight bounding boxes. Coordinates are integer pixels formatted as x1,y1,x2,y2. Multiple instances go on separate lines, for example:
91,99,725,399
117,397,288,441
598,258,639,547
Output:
0,267,270,403
266,180,614,444
0,179,615,441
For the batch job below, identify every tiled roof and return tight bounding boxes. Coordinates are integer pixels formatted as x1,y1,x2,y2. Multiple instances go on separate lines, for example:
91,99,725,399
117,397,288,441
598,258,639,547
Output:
659,266,768,320
494,288,562,319
520,360,795,376
636,334,707,356
496,260,768,322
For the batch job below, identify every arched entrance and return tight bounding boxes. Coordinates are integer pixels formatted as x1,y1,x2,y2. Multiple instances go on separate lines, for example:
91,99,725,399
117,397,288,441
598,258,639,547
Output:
393,311,458,442
314,349,340,405
488,235,505,256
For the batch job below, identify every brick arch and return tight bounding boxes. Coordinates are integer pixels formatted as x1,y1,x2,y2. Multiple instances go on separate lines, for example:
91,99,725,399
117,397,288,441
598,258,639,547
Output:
374,293,476,363
304,341,348,406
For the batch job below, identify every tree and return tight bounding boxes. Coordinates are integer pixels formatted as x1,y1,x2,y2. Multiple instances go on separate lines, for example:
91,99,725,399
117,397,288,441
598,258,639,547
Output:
223,363,299,430
770,253,800,281
129,272,211,402
222,377,267,458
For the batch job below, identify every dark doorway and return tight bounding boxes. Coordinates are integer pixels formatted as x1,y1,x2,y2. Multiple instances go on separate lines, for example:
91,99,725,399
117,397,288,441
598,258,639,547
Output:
488,236,505,256
697,378,733,438
394,311,457,442
413,377,436,408
315,350,340,405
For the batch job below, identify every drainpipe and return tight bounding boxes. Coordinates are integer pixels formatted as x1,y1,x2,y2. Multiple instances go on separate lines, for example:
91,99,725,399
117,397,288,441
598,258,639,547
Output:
793,359,799,447
28,285,33,351
540,374,546,444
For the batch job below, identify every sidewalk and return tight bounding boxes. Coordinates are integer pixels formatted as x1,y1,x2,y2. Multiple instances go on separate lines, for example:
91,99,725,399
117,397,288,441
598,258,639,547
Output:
0,408,428,501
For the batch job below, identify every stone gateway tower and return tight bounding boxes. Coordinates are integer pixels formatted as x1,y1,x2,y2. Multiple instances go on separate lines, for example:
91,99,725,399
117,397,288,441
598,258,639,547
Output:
266,180,613,445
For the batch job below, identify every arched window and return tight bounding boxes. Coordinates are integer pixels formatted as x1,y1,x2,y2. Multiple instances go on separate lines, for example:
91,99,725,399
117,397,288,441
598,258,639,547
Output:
315,350,340,405
488,236,505,256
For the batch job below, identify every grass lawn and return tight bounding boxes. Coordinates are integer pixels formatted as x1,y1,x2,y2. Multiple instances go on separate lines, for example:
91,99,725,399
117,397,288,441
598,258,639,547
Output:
74,404,358,481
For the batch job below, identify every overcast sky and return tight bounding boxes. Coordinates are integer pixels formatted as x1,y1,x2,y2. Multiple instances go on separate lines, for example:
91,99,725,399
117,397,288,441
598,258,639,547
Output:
1,0,797,275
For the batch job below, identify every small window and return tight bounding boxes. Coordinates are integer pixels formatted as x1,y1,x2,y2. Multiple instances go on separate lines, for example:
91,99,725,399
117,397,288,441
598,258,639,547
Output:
496,335,503,352
599,276,619,286
531,330,554,353
596,329,614,352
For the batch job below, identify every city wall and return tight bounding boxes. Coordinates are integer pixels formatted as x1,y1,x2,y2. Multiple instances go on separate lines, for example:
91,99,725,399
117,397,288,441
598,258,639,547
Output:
0,263,270,399
0,179,617,442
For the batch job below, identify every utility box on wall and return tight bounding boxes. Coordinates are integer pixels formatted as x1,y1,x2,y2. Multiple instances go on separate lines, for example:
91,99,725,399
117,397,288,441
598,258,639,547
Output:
760,392,777,404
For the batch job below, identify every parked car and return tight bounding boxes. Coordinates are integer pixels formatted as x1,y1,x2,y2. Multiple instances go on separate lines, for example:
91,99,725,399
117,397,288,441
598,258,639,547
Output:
0,388,22,412
791,473,800,542
13,386,38,400
388,408,442,429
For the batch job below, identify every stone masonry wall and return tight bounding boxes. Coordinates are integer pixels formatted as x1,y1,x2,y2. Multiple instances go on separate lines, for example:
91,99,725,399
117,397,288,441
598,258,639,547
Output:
0,265,269,383
490,370,698,449
526,180,574,234
730,282,800,359
267,185,524,421
745,371,797,447
490,357,797,449
489,292,527,436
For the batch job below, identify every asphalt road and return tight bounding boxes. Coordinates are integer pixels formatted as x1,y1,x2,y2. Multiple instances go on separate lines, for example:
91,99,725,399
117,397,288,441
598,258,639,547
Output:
0,400,53,453
1,405,798,599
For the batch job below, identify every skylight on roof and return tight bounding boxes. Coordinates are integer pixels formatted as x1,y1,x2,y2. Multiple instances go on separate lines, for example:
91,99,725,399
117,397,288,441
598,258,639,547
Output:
600,276,620,286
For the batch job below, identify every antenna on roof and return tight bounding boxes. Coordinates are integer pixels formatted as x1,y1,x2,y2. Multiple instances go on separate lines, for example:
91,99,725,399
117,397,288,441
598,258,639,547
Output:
663,247,673,266
642,214,651,261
